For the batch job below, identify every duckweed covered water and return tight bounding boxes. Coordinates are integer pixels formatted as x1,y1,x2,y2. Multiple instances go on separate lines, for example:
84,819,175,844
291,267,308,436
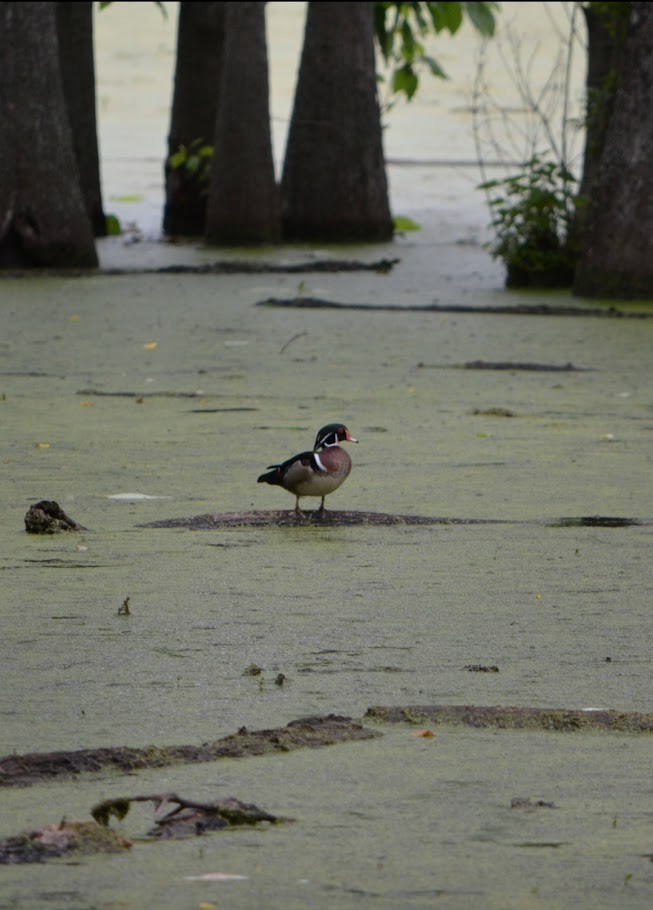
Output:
1,244,652,907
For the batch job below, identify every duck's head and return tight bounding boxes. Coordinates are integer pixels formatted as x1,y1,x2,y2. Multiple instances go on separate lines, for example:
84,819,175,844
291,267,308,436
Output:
314,423,358,450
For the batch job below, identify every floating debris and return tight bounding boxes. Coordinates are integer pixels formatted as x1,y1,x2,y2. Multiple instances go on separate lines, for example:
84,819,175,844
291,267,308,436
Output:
107,493,170,501
24,501,86,534
0,820,131,864
0,793,280,864
511,797,557,809
92,792,280,838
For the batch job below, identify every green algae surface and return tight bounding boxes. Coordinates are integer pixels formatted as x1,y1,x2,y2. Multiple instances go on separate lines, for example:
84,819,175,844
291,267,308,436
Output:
1,240,653,907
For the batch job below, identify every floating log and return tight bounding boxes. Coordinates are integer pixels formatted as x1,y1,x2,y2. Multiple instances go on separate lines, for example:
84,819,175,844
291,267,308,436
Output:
365,705,653,733
0,715,378,788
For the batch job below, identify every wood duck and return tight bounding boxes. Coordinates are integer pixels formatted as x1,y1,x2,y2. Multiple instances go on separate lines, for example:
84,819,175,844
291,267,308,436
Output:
257,423,358,515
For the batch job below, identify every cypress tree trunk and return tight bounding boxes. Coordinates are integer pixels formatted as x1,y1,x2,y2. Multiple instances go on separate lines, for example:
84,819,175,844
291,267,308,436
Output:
56,1,107,237
575,3,630,213
0,2,97,268
163,1,226,236
281,1,392,242
574,3,653,298
204,2,280,245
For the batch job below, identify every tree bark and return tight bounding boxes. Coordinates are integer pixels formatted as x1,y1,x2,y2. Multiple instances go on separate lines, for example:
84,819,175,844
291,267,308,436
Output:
56,1,107,237
163,1,226,236
0,2,97,268
204,2,280,245
574,3,653,298
571,1,630,265
281,1,393,242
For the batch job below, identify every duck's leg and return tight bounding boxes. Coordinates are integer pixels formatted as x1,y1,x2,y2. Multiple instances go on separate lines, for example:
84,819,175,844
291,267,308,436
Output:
294,495,305,516
317,496,326,515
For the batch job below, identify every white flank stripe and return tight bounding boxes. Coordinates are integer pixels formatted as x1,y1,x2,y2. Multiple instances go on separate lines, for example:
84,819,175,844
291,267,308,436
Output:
313,452,327,472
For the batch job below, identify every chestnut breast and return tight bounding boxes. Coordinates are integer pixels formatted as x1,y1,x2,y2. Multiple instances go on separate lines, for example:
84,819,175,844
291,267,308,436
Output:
283,445,352,496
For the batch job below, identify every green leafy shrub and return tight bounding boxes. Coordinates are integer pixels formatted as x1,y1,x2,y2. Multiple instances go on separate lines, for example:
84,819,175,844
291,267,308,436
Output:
480,156,580,288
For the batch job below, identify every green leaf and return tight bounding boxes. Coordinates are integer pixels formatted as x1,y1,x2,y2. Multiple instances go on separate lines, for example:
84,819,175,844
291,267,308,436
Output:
393,214,421,231
426,3,445,32
392,64,419,100
463,2,497,37
169,149,187,170
110,194,144,203
105,214,121,236
428,2,463,34
400,19,416,59
411,3,429,33
375,1,498,105
422,54,448,79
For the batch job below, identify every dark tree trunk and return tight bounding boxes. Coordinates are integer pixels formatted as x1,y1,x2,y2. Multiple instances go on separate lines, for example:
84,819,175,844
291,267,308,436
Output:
0,2,97,268
571,1,630,258
204,2,280,245
56,1,106,237
574,3,653,298
281,1,392,242
163,1,226,236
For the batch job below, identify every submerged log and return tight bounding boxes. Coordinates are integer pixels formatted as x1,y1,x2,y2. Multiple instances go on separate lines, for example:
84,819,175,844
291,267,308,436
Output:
140,510,510,529
140,511,651,529
366,705,653,733
0,715,379,788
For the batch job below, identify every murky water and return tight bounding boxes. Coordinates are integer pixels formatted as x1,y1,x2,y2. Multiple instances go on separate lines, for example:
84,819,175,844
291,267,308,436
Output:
2,265,652,906
2,5,653,909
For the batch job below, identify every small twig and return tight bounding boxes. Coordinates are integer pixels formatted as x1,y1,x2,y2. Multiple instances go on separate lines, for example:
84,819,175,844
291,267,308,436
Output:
279,331,307,355
560,2,579,171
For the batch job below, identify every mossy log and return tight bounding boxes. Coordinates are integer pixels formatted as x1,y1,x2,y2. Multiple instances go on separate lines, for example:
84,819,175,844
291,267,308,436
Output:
366,704,653,733
0,715,378,788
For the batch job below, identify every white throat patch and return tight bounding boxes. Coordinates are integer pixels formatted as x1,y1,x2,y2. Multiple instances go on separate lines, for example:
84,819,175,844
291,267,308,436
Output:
312,451,327,472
